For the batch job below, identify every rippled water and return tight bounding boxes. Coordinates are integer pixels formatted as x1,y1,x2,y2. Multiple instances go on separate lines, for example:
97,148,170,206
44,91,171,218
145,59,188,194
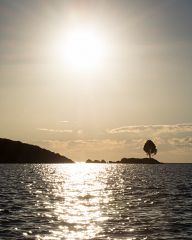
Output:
0,164,192,240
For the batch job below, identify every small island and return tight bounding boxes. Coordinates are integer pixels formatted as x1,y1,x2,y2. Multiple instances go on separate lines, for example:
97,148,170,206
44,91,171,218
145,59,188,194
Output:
86,158,161,164
0,138,73,164
86,140,161,164
86,159,107,164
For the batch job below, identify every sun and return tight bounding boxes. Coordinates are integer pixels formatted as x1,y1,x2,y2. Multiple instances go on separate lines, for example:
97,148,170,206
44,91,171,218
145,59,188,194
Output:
66,28,104,69
53,26,105,71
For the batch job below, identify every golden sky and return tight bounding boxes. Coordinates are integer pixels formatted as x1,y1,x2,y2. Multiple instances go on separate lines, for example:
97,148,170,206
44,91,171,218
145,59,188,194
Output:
0,0,192,162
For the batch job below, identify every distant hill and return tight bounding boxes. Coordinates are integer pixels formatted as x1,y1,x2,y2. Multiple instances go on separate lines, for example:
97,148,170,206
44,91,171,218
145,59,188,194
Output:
0,138,73,163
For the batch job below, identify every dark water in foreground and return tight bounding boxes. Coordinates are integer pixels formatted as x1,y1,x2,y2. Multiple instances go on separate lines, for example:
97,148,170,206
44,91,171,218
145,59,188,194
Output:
0,164,192,240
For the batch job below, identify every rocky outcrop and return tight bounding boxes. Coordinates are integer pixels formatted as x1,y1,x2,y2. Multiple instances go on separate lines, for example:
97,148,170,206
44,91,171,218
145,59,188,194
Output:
86,159,106,163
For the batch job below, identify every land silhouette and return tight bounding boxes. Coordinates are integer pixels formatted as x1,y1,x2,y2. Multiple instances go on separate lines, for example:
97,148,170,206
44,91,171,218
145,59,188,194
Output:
86,158,161,164
0,138,73,163
0,138,161,164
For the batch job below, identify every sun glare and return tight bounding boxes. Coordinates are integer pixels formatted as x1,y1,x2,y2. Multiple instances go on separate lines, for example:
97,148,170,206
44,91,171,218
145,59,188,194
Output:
53,26,106,71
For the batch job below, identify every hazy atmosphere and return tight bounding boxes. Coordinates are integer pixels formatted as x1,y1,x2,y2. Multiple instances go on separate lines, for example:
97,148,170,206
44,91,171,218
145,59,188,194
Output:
0,0,192,162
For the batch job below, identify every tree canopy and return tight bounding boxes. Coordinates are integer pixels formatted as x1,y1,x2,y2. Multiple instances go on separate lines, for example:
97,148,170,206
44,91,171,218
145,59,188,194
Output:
143,140,157,159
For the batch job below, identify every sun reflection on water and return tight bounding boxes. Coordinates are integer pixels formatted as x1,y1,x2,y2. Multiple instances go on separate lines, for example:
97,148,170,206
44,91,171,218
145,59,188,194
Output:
38,163,110,239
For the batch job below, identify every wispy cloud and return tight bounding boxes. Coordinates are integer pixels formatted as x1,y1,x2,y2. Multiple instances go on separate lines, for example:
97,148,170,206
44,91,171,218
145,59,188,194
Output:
108,123,192,134
59,121,69,123
168,137,192,148
46,139,126,149
42,138,127,156
37,128,72,133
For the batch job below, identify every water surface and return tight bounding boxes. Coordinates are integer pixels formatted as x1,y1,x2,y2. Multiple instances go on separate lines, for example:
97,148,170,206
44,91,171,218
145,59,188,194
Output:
0,164,192,239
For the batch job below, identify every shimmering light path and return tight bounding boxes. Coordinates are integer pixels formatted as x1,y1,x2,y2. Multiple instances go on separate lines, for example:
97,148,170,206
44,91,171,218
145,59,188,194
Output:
0,164,192,239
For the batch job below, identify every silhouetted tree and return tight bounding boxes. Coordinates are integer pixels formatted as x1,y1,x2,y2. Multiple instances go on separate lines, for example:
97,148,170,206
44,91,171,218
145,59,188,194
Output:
143,140,157,159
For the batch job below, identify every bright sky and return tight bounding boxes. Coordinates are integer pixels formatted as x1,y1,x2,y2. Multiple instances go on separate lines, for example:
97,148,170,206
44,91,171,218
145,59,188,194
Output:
0,0,192,162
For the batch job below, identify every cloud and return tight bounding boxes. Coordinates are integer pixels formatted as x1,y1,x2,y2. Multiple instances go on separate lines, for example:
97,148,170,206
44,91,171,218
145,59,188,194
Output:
168,137,192,148
37,128,72,133
66,139,126,150
59,121,69,123
42,138,127,155
108,123,192,134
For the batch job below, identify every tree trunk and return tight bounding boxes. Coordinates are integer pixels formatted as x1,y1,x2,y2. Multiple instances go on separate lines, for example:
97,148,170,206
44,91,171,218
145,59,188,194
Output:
149,151,151,159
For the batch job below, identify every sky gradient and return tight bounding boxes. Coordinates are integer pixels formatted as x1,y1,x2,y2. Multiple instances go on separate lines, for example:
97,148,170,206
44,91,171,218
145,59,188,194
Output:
0,0,192,162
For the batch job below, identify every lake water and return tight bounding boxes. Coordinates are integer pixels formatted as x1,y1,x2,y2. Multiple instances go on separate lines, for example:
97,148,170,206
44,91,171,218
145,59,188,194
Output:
0,164,192,240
